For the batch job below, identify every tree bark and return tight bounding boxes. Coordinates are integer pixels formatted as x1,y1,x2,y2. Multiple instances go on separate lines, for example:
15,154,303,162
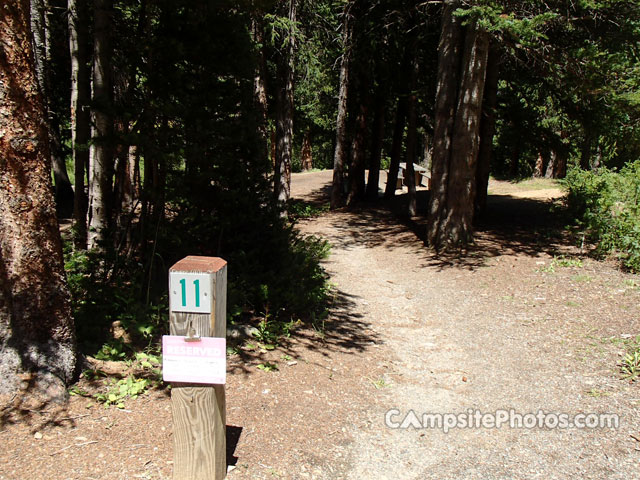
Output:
0,0,77,397
474,42,499,217
405,57,420,217
580,131,592,170
383,96,408,199
301,130,313,170
427,0,463,245
331,1,352,209
88,0,114,250
346,100,367,206
31,0,74,217
274,0,296,208
251,14,269,164
428,11,489,249
365,94,385,201
69,0,90,248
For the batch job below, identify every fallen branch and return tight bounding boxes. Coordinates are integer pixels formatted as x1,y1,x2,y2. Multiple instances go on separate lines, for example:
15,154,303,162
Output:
50,440,98,456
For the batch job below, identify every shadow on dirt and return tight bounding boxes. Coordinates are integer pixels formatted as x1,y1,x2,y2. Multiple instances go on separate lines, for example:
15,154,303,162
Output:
296,185,573,273
0,383,75,433
226,287,381,376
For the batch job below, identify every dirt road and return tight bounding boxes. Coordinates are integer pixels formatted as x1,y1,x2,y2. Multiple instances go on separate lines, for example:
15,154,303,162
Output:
1,170,638,480
272,170,640,479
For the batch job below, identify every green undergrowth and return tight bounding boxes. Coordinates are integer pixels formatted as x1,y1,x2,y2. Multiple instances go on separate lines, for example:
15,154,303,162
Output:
64,218,332,393
70,350,163,408
64,245,167,357
563,160,640,272
287,199,330,220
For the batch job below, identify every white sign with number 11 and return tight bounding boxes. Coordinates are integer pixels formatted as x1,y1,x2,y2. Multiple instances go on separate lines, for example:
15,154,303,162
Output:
169,271,213,314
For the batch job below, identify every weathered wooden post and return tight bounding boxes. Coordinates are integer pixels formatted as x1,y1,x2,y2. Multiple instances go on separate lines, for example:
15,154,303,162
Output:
164,256,227,479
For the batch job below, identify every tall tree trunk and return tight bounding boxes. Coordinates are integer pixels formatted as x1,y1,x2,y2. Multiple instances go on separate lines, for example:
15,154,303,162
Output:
69,0,90,248
428,12,489,249
301,130,313,170
580,131,592,170
533,153,545,177
509,139,520,178
346,100,368,206
474,42,499,217
0,0,77,397
331,1,353,209
544,150,556,178
251,14,269,163
383,96,408,199
427,0,463,244
554,147,568,178
31,0,74,217
274,0,296,208
405,58,420,217
365,94,385,201
88,0,114,250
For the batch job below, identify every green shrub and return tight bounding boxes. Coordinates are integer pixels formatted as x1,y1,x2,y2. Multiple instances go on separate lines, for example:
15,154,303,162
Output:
563,160,640,271
64,245,168,356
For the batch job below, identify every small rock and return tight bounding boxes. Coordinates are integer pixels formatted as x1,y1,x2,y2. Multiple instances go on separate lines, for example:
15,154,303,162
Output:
34,432,43,440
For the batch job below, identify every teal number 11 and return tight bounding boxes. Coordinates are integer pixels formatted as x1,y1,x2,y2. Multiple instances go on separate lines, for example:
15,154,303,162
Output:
179,278,201,307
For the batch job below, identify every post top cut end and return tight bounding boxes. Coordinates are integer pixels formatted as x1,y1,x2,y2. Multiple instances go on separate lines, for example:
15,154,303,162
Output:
169,256,227,274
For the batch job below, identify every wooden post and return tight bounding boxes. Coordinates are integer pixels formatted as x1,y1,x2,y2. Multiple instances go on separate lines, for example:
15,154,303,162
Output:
169,256,227,480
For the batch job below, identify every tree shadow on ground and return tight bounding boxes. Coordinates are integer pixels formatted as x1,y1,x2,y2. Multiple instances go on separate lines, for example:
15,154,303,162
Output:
0,382,76,433
226,287,380,376
298,185,574,272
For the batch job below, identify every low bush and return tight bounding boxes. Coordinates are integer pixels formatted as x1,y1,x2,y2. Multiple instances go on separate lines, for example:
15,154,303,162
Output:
563,160,640,271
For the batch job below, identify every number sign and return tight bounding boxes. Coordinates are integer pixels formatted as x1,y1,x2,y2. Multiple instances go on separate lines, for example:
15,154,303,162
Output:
169,271,213,313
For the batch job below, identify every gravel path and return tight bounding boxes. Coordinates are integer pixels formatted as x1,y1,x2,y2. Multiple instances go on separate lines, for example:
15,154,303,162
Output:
293,171,640,480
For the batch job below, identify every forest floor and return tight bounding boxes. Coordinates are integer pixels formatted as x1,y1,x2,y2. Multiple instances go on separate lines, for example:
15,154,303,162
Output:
1,170,639,480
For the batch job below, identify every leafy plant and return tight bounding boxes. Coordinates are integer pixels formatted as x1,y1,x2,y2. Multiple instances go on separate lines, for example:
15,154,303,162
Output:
94,376,152,408
256,362,278,372
70,375,154,409
621,349,640,381
563,161,640,272
287,199,330,220
538,255,583,273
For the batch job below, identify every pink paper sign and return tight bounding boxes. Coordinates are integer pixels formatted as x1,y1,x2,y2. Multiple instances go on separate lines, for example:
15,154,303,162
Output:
162,335,226,384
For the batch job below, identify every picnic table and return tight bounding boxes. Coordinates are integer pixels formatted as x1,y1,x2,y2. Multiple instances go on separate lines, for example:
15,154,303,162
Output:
399,162,431,189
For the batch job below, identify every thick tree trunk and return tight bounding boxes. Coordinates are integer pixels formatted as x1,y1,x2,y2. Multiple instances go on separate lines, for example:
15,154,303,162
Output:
88,0,114,250
301,130,313,170
428,13,489,249
427,0,463,245
0,0,77,397
331,1,353,209
443,24,489,244
274,0,296,208
383,97,408,199
474,42,499,217
69,0,90,248
365,96,385,200
554,148,568,178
